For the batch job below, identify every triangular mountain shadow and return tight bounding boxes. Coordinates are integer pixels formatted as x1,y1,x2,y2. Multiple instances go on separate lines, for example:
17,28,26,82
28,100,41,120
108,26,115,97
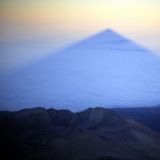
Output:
1,28,160,111
64,29,148,52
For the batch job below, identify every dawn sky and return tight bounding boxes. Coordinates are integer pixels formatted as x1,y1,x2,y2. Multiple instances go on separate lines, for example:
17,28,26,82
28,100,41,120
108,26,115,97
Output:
0,0,160,71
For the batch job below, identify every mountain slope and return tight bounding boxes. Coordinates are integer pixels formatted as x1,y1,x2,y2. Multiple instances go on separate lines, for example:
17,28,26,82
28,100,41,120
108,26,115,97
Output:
114,107,160,133
1,29,160,110
0,107,160,160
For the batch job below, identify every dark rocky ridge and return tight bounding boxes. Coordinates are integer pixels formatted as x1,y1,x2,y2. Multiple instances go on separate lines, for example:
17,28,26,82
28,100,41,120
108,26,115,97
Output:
0,107,160,160
114,107,160,133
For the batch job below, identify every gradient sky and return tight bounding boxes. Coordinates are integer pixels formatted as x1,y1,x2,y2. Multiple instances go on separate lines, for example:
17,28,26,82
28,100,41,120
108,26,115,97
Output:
0,0,160,71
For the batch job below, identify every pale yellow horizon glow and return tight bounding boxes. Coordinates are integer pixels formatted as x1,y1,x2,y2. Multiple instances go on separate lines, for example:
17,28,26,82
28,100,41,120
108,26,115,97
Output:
0,0,160,71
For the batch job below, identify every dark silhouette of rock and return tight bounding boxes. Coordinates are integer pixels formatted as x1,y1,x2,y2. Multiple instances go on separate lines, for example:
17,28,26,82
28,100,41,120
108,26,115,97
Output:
0,107,160,160
115,106,160,133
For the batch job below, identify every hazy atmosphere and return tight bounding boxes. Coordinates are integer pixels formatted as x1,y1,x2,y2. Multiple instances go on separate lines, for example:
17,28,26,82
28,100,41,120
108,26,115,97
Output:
1,1,160,160
0,0,160,71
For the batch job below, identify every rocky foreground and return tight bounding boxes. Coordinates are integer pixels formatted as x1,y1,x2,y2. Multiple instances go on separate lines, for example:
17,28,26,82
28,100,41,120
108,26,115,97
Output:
0,107,160,160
